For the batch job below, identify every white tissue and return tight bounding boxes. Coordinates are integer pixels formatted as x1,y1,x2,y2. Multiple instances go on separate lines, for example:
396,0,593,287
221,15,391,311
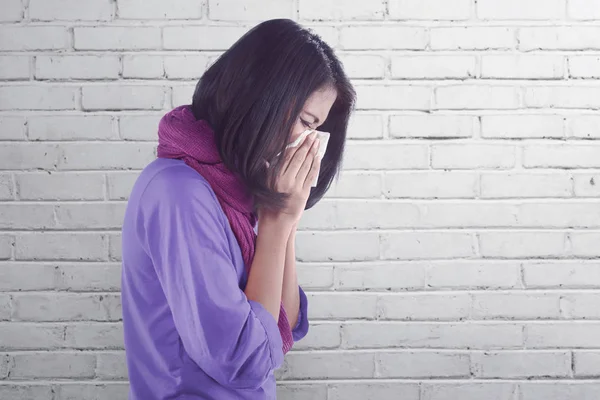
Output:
285,129,330,187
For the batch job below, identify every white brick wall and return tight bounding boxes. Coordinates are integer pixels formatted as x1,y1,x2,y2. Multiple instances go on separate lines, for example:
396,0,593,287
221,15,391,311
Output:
1,1,600,399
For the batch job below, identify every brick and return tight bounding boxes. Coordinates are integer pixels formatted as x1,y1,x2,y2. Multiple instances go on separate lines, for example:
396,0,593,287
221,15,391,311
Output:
378,351,470,378
431,144,515,169
481,115,564,139
347,113,383,139
0,143,60,170
335,262,426,291
109,234,122,261
562,293,600,319
569,0,600,20
419,202,517,228
517,204,600,229
28,115,117,140
96,351,127,379
339,54,386,79
325,172,382,199
55,203,126,230
342,322,523,349
390,115,475,138
340,26,427,50
525,86,600,109
164,55,210,79
569,56,600,78
525,322,600,348
477,0,565,20
118,0,202,19
0,295,10,320
171,84,195,106
10,352,96,379
524,144,600,168
436,85,519,110
472,351,570,378
293,323,341,350
0,116,27,140
209,0,294,20
36,55,119,80
119,115,161,141
0,174,14,200
74,27,161,50
381,232,474,260
0,385,54,400
83,85,164,111
57,263,121,292
574,174,600,197
520,383,600,400
0,263,56,291
296,265,334,290
329,382,419,400
296,232,379,262
0,27,68,51
300,0,385,20
0,204,55,229
307,293,377,319
574,351,600,377
0,0,23,21
427,261,521,289
481,172,571,198
524,262,600,289
519,27,600,51
572,232,600,257
380,293,470,320
482,55,564,79
430,27,515,50
30,0,112,20
422,383,519,400
0,85,77,110
478,231,566,258
568,116,600,139
122,55,164,79
277,384,328,400
163,27,247,50
356,85,431,110
473,292,560,320
54,383,129,400
16,172,104,201
15,233,107,261
389,0,471,20
385,171,477,199
0,323,64,350
12,293,121,322
392,56,476,79
107,172,140,200
58,142,156,170
344,143,428,170
300,200,420,230
64,322,124,349
279,352,375,379
0,56,29,80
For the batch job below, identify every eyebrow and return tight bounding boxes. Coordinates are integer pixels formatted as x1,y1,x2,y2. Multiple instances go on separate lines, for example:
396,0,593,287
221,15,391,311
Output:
304,111,320,124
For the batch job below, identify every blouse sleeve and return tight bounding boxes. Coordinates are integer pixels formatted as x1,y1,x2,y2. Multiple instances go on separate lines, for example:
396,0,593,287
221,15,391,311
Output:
138,168,284,390
292,286,309,342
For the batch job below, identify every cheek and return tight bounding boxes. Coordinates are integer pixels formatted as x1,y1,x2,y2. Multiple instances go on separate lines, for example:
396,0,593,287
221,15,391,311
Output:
289,120,308,143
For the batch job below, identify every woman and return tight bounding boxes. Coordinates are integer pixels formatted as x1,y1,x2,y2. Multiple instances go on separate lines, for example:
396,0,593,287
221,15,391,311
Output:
121,19,355,399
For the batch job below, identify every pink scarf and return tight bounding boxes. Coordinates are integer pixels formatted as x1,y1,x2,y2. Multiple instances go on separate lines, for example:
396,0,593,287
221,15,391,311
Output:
157,105,294,354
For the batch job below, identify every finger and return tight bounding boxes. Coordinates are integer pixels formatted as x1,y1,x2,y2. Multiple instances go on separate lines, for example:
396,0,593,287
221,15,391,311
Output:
296,136,319,182
304,153,322,189
284,131,317,177
280,132,312,174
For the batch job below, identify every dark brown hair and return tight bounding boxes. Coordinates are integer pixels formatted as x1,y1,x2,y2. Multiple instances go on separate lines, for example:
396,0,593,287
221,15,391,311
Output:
192,19,355,209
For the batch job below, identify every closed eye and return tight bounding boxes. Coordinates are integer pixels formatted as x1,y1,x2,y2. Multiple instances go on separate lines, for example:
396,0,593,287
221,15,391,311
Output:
300,119,313,129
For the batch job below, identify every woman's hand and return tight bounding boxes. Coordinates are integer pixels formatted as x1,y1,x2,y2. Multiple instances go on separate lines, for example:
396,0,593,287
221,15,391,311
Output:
262,131,321,226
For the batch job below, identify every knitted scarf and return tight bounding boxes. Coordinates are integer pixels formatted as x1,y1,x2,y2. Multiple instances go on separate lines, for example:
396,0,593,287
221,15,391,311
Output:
157,105,294,354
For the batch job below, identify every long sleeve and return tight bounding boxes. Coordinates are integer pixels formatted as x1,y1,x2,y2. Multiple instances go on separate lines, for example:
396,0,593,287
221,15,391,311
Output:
138,169,284,390
292,286,309,342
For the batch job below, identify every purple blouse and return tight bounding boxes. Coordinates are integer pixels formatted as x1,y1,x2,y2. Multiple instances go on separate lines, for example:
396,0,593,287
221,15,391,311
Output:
121,158,309,400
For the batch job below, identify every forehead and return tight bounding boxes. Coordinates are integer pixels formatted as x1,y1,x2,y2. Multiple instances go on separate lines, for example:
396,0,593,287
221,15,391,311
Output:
303,87,337,116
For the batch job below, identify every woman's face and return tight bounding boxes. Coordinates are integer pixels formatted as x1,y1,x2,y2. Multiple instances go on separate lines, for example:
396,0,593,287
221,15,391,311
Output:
290,86,337,143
